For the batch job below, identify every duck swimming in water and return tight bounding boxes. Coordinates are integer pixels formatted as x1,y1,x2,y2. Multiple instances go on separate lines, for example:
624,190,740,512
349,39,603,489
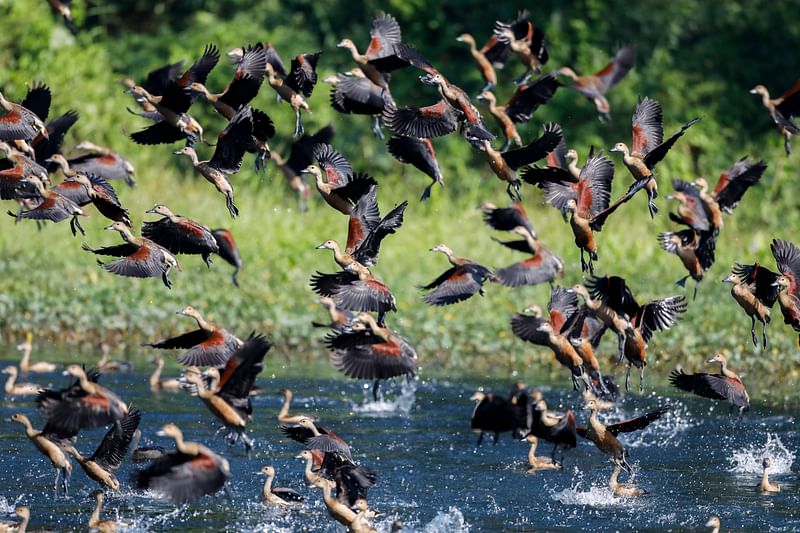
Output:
609,463,646,497
758,457,780,493
525,435,561,472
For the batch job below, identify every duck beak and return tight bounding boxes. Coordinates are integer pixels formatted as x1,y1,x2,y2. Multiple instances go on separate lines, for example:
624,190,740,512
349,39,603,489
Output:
300,167,312,175
295,454,305,459
173,150,183,155
103,224,116,230
315,243,327,249
609,146,620,153
722,276,732,283
749,88,759,94
145,207,158,214
706,357,717,364
336,41,346,48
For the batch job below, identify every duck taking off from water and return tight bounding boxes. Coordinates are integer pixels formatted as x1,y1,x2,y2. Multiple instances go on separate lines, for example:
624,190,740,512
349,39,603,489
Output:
609,463,646,497
10,412,72,497
669,353,750,414
525,435,561,472
146,306,242,367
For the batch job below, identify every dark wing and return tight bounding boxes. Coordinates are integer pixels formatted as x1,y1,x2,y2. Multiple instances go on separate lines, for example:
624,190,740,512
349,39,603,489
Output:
146,329,211,350
595,45,636,92
643,117,700,169
481,202,532,233
90,408,141,471
351,201,408,267
330,76,387,115
286,51,322,97
606,405,671,436
134,450,229,504
179,44,221,88
329,337,417,381
313,143,353,187
501,123,563,170
35,110,80,167
670,369,748,408
491,237,533,254
143,61,184,95
548,285,579,333
332,279,396,314
331,173,377,206
209,106,253,173
130,121,185,145
576,152,614,218
217,332,271,405
218,75,263,112
212,228,242,269
634,295,687,343
366,12,402,58
141,218,218,255
775,80,800,118
386,136,441,182
383,101,459,138
421,264,492,306
732,262,780,308
102,246,166,279
519,165,576,188
21,82,51,122
631,96,663,156
345,184,380,253
158,82,194,115
714,159,766,214
280,424,316,444
310,271,359,297
82,242,139,257
771,239,800,299
494,251,563,287
585,275,639,319
510,314,549,345
505,74,559,124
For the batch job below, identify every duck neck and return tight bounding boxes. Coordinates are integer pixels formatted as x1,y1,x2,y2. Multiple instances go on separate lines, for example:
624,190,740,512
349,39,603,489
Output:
361,315,389,340
89,496,103,528
527,439,538,465
438,248,459,266
761,469,770,488
150,360,164,390
4,371,16,393
0,93,12,112
609,465,621,489
760,91,772,109
262,472,274,499
68,446,86,463
303,456,316,482
718,360,737,380
115,225,137,245
19,344,31,367
567,159,581,179
189,312,212,332
77,373,97,395
279,391,292,419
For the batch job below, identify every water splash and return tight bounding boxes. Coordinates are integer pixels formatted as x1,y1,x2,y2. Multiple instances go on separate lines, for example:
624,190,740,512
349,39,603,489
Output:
728,433,796,475
0,496,13,513
421,507,470,532
623,402,695,449
350,379,417,417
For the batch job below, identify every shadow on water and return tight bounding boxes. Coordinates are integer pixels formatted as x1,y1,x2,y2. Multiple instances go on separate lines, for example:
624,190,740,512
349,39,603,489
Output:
0,362,798,532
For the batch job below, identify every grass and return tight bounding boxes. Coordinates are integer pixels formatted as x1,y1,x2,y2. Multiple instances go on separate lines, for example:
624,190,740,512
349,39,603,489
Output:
1,1,799,406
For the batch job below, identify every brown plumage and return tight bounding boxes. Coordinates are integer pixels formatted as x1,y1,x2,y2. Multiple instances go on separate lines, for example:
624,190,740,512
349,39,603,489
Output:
492,226,564,287
311,263,397,326
7,176,86,235
421,244,493,306
669,353,750,414
142,204,219,267
211,228,243,287
457,33,497,94
10,413,72,496
70,141,136,187
146,306,242,367
723,263,779,348
770,238,800,346
751,82,800,156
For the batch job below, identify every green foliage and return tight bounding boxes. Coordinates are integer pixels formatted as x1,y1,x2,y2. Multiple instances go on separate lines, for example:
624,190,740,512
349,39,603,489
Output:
1,0,799,405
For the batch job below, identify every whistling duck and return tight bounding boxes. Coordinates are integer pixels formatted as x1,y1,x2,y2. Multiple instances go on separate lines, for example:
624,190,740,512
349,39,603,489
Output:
553,306,610,393
70,141,136,187
469,390,526,446
259,465,304,506
271,124,334,206
184,333,270,453
264,48,322,137
457,33,497,94
481,201,535,235
0,87,48,142
421,244,492,305
419,71,495,141
2,366,41,396
27,106,80,172
525,435,560,472
386,136,444,201
473,122,562,200
577,399,670,474
134,423,231,504
705,516,721,533
533,318,591,392
313,297,354,331
175,106,254,217
609,464,646,497
670,353,750,414
503,73,560,125
127,84,205,146
324,313,417,399
770,238,800,345
337,13,406,91
492,225,564,287
96,343,133,374
278,388,320,425
48,154,131,226
570,284,628,362
528,398,577,464
147,305,242,367
476,90,521,150
491,15,547,84
283,416,355,464
586,275,687,391
10,413,72,496
759,457,780,493
296,449,325,485
0,144,48,203
17,332,57,373
0,506,30,533
142,204,219,267
311,263,397,325
541,151,619,272
209,228,242,287
66,408,141,491
150,356,181,392
702,157,767,215
327,70,391,139
313,477,357,527
6,82,49,159
38,365,128,435
611,97,700,217
189,43,267,120
87,490,120,533
82,222,178,289
658,229,706,295
723,263,779,348
557,45,636,120
46,0,77,34
303,143,377,214
750,81,800,155
7,176,86,235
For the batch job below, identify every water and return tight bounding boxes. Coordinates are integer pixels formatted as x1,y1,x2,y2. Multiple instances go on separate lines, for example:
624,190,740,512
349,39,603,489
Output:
0,365,798,532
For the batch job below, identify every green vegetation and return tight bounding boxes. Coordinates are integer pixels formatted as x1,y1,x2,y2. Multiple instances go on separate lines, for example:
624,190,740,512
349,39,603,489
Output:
0,1,798,404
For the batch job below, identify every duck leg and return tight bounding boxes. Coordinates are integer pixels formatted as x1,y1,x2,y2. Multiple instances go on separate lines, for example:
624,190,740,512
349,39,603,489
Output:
492,432,500,445
62,467,69,497
501,139,511,152
225,192,239,218
161,271,173,289
231,268,240,288
761,318,768,349
646,188,658,218
693,282,698,301
480,82,495,94
588,251,597,275
475,432,484,448
372,380,381,401
240,431,254,458
580,249,588,272
53,469,61,497
202,254,213,268
293,110,304,138
514,70,532,86
420,182,434,202
750,316,758,347
639,367,645,393
617,333,626,364
784,133,792,157
371,116,384,140
625,365,632,392
596,371,611,395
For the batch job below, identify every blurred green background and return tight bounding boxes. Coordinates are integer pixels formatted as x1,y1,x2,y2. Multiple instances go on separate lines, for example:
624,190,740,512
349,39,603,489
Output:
0,0,798,403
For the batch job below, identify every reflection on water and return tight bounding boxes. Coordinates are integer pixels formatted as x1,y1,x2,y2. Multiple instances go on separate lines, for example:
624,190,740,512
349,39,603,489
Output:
0,366,798,532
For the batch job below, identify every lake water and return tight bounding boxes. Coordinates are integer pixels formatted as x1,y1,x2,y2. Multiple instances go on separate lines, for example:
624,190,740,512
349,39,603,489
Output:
0,365,798,532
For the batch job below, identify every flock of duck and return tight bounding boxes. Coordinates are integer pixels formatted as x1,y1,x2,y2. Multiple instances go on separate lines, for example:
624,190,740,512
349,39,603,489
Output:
0,4,798,531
